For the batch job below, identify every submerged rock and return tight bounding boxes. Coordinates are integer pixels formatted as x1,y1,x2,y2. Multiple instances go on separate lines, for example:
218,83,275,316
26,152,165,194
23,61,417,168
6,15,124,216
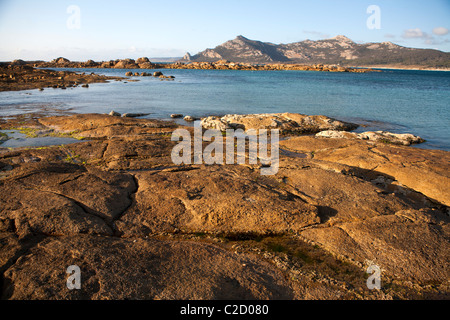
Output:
0,132,8,142
121,113,149,118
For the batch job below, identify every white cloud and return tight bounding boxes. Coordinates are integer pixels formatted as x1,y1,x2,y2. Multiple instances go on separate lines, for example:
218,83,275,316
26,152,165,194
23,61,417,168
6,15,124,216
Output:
433,27,449,36
402,28,429,39
303,30,330,39
399,28,450,49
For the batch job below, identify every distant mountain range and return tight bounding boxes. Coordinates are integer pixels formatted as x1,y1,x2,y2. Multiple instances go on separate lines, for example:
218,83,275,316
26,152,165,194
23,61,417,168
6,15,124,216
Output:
180,35,450,68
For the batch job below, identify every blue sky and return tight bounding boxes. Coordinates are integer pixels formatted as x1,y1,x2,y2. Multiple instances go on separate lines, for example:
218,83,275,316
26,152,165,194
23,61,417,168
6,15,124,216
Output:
0,0,449,60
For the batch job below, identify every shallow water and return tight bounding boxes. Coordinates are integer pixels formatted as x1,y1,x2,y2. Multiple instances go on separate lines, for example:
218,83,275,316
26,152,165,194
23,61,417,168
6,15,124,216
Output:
0,130,80,148
0,67,449,151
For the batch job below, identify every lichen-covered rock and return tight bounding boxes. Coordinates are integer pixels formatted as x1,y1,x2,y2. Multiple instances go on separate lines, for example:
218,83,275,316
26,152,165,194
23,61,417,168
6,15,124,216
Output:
317,130,425,146
201,113,358,133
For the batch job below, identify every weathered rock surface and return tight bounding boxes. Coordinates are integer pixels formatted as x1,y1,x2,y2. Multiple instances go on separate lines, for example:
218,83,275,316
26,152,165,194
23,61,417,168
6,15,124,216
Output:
2,235,300,300
38,113,176,137
116,165,320,236
108,110,121,117
280,136,450,207
301,209,450,283
201,113,358,134
0,113,449,300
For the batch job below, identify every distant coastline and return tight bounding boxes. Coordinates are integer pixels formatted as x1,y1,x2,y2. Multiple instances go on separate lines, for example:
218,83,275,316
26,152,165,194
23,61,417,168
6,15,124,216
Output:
358,65,450,72
4,58,449,73
4,58,379,74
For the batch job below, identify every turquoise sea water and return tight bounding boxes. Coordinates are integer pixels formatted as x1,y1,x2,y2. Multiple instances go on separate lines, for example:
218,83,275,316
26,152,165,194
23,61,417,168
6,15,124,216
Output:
0,68,449,150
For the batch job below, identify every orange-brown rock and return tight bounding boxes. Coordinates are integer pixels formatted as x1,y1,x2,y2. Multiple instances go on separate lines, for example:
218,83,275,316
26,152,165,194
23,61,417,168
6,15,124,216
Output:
0,113,448,300
280,136,450,207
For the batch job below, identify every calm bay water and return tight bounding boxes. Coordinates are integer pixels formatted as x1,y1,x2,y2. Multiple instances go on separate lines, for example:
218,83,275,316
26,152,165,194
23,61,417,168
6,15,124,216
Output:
0,67,449,151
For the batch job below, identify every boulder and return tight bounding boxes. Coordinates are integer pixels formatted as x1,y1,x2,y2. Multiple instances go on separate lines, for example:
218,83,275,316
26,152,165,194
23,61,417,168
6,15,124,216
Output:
153,71,163,77
11,59,26,66
316,130,358,139
358,131,425,146
109,110,121,117
101,61,114,68
84,60,97,67
0,132,8,142
183,115,198,122
200,116,233,131
316,130,425,146
113,59,138,69
136,57,150,64
170,114,183,118
52,57,70,65
200,113,358,133
125,71,133,77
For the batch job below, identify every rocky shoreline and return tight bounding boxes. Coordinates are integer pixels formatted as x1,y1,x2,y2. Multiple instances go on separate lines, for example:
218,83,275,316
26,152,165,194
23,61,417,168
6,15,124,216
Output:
0,62,125,92
20,57,378,73
0,111,448,300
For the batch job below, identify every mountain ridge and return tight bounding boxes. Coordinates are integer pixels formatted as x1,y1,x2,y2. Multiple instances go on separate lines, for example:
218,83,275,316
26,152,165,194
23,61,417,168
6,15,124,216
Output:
181,35,450,68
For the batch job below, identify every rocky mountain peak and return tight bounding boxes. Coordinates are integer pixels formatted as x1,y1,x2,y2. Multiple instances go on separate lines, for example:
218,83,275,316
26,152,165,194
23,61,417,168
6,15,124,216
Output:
329,35,354,43
183,35,450,67
235,35,249,41
181,52,192,61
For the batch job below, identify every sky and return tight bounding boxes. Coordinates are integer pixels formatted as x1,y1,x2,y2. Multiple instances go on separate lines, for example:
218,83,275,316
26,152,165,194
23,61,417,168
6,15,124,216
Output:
0,0,449,61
